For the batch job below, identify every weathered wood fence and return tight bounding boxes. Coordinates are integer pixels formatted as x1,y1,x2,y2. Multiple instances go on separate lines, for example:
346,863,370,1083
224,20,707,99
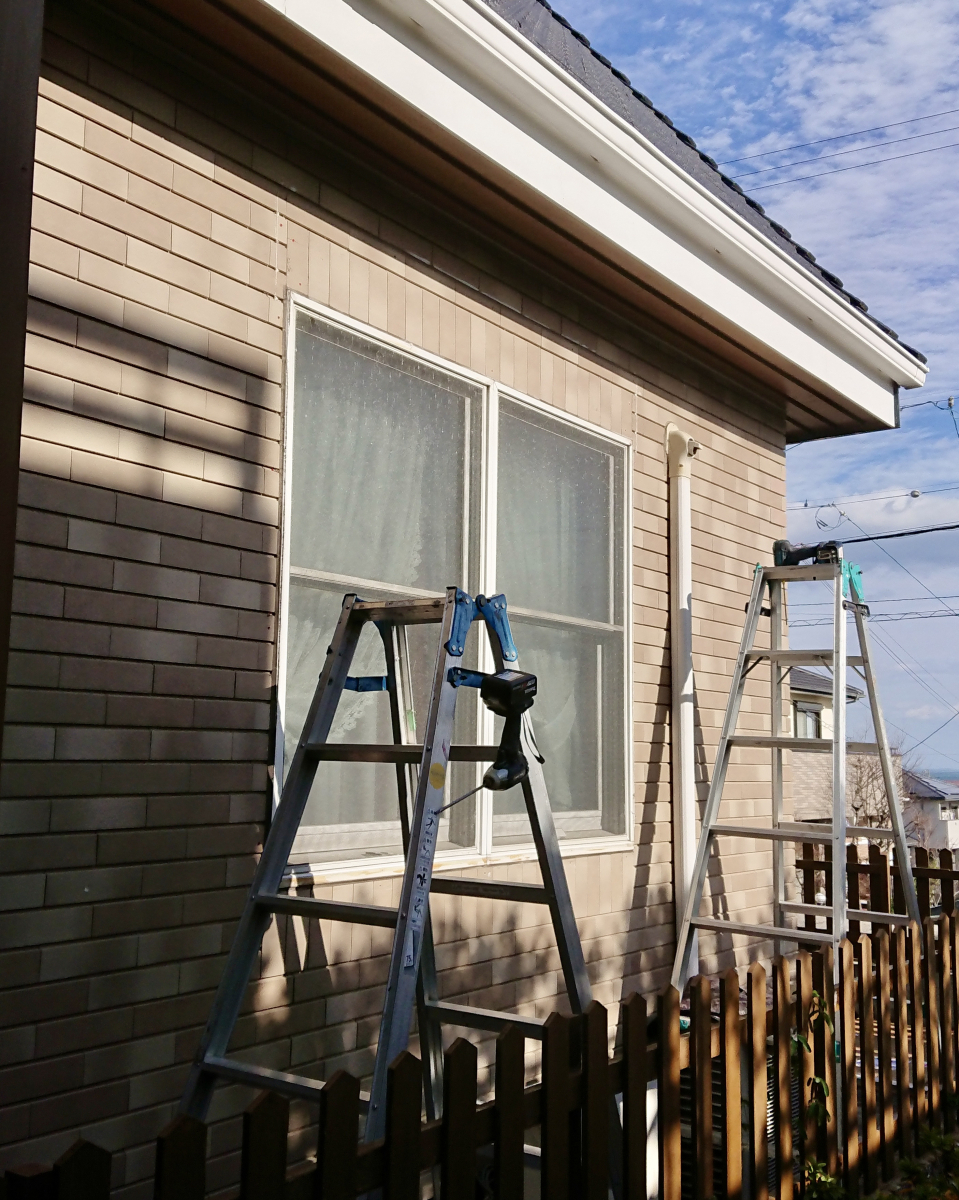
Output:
5,846,959,1199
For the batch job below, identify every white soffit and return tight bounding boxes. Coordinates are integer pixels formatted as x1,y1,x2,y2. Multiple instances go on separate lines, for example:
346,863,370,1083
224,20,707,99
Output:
271,0,926,425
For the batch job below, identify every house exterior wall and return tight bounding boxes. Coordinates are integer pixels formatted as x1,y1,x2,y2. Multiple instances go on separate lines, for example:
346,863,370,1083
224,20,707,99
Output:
1,3,788,1190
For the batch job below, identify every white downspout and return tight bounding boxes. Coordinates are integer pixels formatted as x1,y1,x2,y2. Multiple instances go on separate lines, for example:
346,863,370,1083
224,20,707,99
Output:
666,425,700,975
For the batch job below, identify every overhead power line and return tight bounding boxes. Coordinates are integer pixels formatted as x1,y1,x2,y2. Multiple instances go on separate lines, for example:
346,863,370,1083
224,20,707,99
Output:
787,482,959,510
842,520,959,543
791,608,957,626
733,121,959,179
717,105,959,165
749,137,959,191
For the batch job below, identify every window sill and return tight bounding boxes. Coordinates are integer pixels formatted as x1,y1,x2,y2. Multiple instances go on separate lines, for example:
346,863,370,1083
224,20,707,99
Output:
282,831,635,888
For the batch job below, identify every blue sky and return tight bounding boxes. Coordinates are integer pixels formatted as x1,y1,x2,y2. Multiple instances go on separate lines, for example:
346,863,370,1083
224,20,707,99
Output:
557,0,959,773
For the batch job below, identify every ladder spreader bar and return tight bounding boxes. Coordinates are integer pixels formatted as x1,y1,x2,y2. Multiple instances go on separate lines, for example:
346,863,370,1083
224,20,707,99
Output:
256,894,399,927
781,901,908,925
430,878,549,904
691,916,833,945
202,1056,329,1102
423,1000,546,1038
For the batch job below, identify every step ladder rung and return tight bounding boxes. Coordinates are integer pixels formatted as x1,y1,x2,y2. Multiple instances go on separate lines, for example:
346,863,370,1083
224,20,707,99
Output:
304,743,500,763
691,915,834,945
256,894,399,927
847,825,895,840
781,901,908,925
353,597,446,624
710,822,839,843
745,650,864,666
430,878,549,904
729,735,832,752
424,1000,546,1038
202,1055,328,1102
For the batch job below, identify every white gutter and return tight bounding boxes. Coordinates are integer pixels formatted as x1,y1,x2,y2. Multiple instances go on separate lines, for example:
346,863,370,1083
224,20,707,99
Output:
666,424,700,973
269,0,925,426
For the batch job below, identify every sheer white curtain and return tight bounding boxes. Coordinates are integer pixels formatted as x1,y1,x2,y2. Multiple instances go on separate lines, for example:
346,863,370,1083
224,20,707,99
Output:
283,314,481,862
494,401,626,840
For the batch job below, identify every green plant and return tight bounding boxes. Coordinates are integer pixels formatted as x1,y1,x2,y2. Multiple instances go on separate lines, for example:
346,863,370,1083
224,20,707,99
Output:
802,1159,845,1200
791,989,836,1136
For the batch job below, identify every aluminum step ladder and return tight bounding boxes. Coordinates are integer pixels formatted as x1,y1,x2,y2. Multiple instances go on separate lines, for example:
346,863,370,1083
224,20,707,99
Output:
180,586,594,1141
671,540,921,991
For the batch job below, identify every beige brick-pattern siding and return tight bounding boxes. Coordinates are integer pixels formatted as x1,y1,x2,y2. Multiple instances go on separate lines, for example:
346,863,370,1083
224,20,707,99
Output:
1,3,788,1192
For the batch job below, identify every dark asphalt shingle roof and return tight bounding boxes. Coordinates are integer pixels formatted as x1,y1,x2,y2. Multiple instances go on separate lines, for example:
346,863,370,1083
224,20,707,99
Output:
789,667,862,701
480,0,926,366
902,770,959,800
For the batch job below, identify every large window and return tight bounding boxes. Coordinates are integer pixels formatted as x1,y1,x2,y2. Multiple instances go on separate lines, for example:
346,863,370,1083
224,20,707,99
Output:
278,302,630,871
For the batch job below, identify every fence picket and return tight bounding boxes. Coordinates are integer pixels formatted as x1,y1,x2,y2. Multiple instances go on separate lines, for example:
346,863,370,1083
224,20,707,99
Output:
542,1011,572,1200
924,919,941,1128
622,993,647,1200
941,849,955,916
869,846,890,918
53,1140,111,1200
839,940,860,1195
849,845,862,942
582,1002,609,1200
238,1090,288,1200
939,915,955,1135
658,986,682,1200
812,949,838,1174
908,922,928,1143
873,930,895,1180
386,1052,422,1200
796,951,815,1183
915,848,930,920
773,959,793,1200
441,1038,477,1200
748,962,769,1200
494,1024,525,1200
691,977,713,1200
893,927,914,1156
154,1115,205,1200
3,1164,55,1200
315,1070,360,1200
856,936,878,1194
721,969,743,1200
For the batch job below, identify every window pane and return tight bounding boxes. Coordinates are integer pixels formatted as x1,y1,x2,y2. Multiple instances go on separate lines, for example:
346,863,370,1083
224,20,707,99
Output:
282,313,482,862
491,617,625,846
494,399,626,843
497,402,619,624
291,313,479,591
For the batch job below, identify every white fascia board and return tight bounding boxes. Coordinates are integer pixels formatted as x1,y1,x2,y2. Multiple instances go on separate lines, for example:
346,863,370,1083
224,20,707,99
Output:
272,0,926,425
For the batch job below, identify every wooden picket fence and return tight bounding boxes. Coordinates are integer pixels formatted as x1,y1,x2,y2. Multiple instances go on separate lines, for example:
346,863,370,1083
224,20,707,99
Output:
5,850,959,1199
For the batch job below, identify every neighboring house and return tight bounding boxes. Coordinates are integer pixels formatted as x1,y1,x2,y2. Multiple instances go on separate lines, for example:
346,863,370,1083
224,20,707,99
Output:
0,0,925,1185
902,771,959,850
788,667,869,823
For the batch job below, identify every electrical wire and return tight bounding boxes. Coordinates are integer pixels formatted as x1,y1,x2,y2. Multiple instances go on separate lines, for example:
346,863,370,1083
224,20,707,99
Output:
786,483,959,510
749,136,959,191
732,122,959,179
842,520,959,543
790,609,957,625
843,515,959,619
716,105,959,165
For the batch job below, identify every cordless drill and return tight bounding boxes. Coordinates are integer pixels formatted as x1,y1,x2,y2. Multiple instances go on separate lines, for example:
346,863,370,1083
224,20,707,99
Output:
480,669,538,790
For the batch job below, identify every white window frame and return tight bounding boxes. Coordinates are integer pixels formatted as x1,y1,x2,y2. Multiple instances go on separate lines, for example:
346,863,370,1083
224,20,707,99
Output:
276,292,633,882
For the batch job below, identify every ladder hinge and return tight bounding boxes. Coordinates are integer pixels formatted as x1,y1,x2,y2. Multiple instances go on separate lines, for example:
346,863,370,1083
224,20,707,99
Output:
445,589,478,657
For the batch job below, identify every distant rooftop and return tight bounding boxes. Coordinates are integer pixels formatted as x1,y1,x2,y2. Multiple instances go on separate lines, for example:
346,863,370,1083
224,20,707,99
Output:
482,0,926,366
789,667,863,702
903,770,959,801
